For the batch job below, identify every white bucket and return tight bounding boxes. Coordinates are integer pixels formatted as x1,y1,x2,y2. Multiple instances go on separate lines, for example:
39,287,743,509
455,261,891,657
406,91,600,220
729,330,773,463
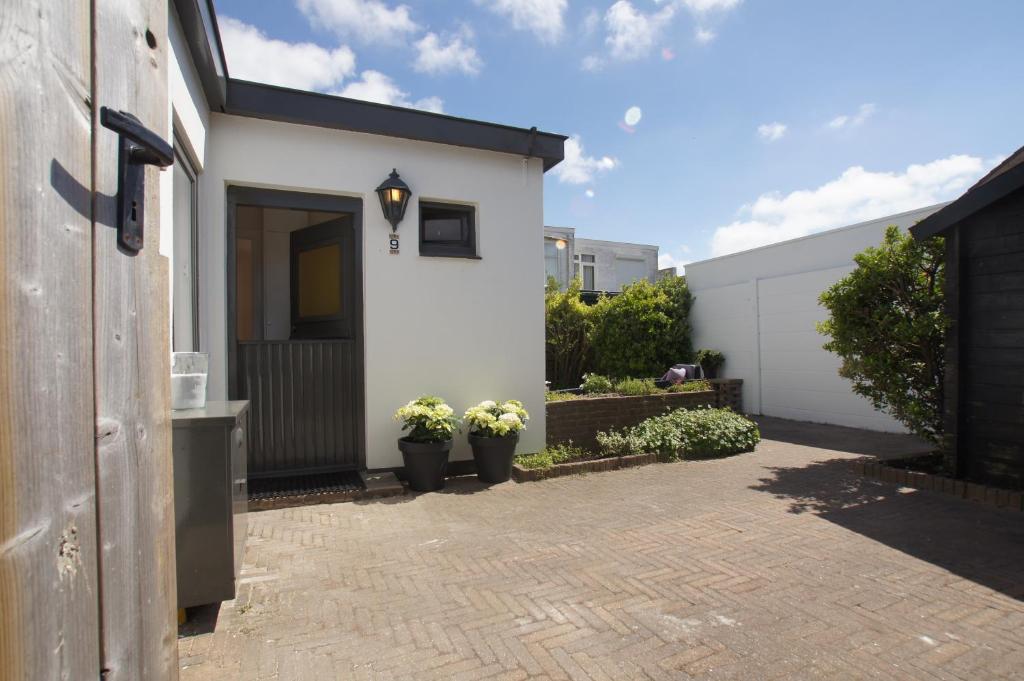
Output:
172,352,209,410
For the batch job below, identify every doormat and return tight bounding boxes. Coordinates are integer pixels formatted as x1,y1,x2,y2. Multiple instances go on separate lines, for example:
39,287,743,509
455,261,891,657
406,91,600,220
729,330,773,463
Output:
248,471,364,511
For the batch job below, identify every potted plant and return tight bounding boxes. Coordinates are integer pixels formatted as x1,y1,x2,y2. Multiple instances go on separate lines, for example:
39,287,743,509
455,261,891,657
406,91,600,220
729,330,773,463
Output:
464,400,529,483
695,349,725,379
394,396,460,492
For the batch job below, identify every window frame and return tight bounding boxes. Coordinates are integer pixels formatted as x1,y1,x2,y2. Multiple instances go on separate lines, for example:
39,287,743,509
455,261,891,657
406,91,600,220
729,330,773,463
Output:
418,200,479,259
172,128,200,352
575,253,596,290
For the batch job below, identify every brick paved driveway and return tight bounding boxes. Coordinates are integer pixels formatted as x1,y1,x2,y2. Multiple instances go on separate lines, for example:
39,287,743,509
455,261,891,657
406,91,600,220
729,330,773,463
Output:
179,418,1024,680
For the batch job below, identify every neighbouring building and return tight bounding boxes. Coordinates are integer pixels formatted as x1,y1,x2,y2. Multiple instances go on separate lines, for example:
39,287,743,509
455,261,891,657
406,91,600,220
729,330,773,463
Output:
686,204,947,432
544,226,664,292
911,146,1024,490
168,0,565,473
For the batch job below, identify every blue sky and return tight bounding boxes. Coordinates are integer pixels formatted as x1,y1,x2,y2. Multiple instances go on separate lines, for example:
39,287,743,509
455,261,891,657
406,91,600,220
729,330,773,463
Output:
212,0,1023,268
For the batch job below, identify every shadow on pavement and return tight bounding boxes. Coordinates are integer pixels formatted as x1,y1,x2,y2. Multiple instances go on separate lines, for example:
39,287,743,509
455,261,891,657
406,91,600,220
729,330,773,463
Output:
754,416,933,458
751,456,1024,601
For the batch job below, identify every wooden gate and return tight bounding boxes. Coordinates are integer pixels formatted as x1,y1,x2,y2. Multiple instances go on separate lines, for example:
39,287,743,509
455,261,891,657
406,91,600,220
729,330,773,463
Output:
1,1,177,679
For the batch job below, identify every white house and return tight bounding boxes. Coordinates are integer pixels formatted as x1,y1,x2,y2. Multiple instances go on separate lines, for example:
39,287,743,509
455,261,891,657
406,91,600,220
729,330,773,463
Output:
164,0,565,474
686,204,947,432
544,226,662,292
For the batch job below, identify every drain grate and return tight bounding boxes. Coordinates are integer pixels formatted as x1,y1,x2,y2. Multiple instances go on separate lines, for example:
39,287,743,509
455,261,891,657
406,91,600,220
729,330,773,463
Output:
248,471,364,501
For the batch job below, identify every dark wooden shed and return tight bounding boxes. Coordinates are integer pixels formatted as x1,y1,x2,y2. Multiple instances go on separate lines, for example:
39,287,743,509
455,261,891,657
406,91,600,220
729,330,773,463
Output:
911,146,1024,489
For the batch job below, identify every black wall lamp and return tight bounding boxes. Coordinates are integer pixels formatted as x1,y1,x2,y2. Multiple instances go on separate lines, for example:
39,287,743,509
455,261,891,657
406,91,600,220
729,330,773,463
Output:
375,169,411,231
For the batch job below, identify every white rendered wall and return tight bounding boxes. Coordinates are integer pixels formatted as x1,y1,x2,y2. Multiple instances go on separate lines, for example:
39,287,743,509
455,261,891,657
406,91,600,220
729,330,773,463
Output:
574,238,659,292
200,114,547,469
686,204,947,432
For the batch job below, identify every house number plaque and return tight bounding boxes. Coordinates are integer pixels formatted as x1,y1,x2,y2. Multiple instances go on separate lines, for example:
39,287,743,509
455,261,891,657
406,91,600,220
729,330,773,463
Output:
388,233,400,255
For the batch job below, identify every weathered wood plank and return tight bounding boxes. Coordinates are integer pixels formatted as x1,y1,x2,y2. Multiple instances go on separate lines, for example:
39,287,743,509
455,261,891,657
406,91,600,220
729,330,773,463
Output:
0,1,100,679
92,0,177,679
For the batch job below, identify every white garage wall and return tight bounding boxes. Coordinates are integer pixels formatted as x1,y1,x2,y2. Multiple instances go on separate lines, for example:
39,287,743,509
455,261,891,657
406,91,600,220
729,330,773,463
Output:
687,204,948,432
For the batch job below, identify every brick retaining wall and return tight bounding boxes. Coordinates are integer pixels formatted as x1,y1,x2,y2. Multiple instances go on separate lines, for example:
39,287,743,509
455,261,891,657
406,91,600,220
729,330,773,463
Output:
546,379,743,451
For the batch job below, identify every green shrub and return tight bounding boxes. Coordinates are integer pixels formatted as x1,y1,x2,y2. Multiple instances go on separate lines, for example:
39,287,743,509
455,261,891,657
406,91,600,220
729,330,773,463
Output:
613,377,660,396
694,349,725,376
545,277,593,389
666,379,713,393
545,390,579,402
597,407,759,461
817,226,946,443
514,443,600,470
580,373,614,394
589,278,694,379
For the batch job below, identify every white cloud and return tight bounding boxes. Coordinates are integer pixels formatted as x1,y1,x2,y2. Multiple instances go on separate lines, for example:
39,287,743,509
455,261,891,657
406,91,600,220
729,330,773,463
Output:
695,26,716,43
757,122,787,142
659,244,692,270
828,102,876,129
552,135,618,184
678,0,742,12
219,16,356,91
581,55,605,71
337,70,444,112
582,8,601,36
296,0,419,43
710,154,990,257
604,1,676,61
478,0,568,43
413,30,483,75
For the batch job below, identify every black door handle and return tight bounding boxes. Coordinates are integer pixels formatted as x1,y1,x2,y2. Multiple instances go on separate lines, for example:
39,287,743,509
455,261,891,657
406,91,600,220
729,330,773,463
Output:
100,107,174,254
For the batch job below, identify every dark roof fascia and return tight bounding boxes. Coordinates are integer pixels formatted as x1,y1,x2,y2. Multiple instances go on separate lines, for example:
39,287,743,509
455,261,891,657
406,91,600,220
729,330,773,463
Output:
223,79,567,171
172,0,229,110
911,160,1024,240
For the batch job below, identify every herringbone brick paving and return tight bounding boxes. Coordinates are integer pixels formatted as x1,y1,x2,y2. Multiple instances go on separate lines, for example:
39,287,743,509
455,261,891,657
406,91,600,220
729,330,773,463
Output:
178,418,1024,680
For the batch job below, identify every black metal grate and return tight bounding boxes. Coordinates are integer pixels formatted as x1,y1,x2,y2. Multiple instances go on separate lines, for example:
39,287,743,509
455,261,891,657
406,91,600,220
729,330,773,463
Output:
248,471,363,501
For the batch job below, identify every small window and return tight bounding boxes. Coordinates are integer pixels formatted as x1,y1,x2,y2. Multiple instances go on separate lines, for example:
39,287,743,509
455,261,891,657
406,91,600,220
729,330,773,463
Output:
420,201,476,258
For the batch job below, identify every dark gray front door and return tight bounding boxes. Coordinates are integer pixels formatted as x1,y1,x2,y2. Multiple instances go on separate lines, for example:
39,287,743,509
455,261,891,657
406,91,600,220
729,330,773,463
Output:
229,189,364,477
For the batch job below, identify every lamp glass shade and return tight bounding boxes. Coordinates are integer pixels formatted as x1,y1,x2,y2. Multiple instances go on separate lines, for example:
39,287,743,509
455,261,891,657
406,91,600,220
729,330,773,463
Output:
375,169,411,231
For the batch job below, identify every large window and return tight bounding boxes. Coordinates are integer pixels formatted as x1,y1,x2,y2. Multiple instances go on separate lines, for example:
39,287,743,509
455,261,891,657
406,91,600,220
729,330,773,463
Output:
420,201,476,258
574,253,595,290
172,133,199,351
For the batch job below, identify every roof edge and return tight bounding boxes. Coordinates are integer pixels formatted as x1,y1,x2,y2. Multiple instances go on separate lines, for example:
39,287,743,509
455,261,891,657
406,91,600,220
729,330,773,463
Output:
687,203,949,269
172,0,229,110
223,79,566,170
911,160,1024,240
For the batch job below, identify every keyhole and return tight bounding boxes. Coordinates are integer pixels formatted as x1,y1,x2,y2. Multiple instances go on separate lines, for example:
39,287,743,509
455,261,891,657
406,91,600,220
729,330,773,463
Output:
131,201,138,223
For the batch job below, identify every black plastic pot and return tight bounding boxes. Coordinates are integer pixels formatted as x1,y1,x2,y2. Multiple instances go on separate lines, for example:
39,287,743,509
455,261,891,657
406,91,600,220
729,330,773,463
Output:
398,438,452,492
469,432,519,484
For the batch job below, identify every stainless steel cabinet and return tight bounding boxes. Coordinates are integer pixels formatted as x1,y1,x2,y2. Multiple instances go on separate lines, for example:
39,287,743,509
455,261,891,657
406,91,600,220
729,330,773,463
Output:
172,401,249,608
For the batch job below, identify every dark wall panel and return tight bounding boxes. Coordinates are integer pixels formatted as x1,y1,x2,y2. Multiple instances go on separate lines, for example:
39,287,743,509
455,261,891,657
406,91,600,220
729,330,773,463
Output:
238,340,359,476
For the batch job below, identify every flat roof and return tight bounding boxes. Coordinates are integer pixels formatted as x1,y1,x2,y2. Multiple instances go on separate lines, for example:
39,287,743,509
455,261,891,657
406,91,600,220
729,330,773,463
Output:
172,0,566,170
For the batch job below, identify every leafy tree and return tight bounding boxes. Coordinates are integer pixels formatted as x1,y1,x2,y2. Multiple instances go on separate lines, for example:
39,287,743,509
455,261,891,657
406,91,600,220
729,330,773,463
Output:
657,275,696,366
817,226,947,442
590,277,695,378
545,277,593,388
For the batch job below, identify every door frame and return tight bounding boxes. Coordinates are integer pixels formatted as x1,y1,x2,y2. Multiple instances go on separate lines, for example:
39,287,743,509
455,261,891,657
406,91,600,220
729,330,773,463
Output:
225,186,366,470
